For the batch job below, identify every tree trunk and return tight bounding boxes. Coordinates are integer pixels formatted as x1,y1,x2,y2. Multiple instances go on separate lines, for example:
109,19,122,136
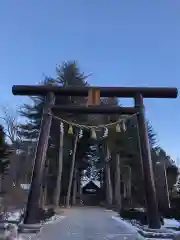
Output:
39,186,43,208
24,146,31,183
122,166,132,207
100,168,104,189
76,170,82,204
0,175,2,193
39,185,47,208
72,169,77,205
66,134,78,207
79,171,82,203
105,144,113,205
54,129,64,208
43,185,47,206
115,153,121,209
106,164,113,205
155,163,170,211
123,182,127,198
127,167,132,207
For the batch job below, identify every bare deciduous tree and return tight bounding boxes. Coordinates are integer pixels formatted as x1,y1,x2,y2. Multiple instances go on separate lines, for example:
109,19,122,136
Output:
0,106,23,186
0,106,21,147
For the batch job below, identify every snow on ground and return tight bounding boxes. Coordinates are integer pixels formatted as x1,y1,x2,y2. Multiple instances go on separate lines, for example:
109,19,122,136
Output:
116,213,180,238
2,208,180,239
4,209,64,223
121,208,180,233
42,214,66,224
163,218,180,228
161,218,180,235
6,209,180,229
3,211,66,240
5,210,23,221
4,209,65,225
133,208,146,212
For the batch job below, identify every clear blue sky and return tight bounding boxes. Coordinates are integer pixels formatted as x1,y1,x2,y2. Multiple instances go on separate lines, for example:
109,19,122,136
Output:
0,1,180,161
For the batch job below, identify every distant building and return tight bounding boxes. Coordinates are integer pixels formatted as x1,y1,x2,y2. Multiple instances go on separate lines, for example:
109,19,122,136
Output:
81,179,102,206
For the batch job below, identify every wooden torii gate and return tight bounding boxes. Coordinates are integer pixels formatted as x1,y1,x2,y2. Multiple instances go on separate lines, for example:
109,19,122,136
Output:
12,85,178,229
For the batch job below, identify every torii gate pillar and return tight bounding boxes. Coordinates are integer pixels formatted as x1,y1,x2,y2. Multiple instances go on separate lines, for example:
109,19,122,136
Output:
135,94,161,228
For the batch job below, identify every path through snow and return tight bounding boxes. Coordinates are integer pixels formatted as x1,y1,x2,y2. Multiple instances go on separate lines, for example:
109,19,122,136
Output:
32,207,138,240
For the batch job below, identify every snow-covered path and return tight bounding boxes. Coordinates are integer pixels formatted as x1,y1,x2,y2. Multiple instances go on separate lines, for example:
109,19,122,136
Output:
33,207,138,240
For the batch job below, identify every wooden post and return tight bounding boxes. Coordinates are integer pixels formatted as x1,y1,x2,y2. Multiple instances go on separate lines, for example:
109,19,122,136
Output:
135,94,161,229
54,126,64,208
66,133,78,207
23,92,55,224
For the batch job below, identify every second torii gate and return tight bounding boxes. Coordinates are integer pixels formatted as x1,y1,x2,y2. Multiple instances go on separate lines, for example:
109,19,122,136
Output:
12,85,178,229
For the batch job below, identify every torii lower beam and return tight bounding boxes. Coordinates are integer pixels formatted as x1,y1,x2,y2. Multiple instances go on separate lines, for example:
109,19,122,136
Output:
51,105,138,114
